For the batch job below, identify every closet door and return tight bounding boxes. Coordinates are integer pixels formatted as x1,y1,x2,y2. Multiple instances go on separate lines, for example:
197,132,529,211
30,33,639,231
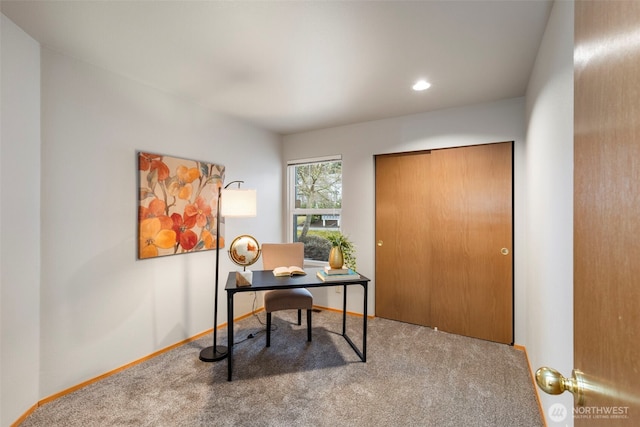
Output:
374,142,513,345
375,151,432,325
429,142,513,344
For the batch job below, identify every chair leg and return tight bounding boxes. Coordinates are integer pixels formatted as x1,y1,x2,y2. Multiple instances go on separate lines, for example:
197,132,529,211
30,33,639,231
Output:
266,312,271,347
297,309,302,325
307,309,312,342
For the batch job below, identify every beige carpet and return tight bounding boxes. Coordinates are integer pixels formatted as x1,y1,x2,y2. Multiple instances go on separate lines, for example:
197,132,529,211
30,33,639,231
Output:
20,309,543,426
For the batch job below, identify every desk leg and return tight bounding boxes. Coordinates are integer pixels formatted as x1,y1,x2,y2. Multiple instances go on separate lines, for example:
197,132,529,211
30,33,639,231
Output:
342,284,347,335
362,282,367,362
341,282,367,363
227,292,234,381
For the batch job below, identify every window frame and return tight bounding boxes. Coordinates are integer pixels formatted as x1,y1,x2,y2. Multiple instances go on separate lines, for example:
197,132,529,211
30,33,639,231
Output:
286,155,342,265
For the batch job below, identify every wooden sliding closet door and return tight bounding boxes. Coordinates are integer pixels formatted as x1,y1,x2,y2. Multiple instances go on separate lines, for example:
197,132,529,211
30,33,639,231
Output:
375,142,513,344
375,151,432,325
430,143,513,344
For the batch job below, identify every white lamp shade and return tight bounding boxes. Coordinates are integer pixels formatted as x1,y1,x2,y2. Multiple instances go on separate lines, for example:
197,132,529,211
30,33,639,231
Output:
221,189,257,217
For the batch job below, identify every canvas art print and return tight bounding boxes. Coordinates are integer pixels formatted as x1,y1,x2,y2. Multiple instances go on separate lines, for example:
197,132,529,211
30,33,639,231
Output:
138,152,225,259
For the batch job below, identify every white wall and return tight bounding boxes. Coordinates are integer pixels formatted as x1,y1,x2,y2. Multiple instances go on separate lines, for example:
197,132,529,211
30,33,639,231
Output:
524,0,574,424
283,97,528,339
0,15,42,427
37,48,282,398
1,15,284,421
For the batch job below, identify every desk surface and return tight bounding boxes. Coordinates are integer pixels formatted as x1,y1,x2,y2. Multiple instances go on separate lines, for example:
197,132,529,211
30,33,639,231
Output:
225,268,370,292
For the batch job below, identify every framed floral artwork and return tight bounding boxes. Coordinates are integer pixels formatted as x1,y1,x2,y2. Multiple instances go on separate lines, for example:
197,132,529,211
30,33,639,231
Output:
137,151,225,259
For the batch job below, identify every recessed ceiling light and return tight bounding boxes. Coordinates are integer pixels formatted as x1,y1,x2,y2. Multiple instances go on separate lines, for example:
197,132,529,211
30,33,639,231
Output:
412,80,431,91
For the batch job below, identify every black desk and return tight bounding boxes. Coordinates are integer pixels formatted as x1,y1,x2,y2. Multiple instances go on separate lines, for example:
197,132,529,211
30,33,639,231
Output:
225,268,370,381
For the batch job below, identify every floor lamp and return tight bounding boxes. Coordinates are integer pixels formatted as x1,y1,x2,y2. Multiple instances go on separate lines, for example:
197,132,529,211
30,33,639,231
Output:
199,180,257,362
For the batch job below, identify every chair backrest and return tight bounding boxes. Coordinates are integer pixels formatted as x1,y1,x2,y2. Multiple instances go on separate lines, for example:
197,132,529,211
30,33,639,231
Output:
261,243,304,270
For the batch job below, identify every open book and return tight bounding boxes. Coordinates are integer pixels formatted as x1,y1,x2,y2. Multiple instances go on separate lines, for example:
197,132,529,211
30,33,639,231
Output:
272,266,306,277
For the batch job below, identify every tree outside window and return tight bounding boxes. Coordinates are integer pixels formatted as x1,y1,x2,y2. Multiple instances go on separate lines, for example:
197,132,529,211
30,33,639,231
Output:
289,158,342,262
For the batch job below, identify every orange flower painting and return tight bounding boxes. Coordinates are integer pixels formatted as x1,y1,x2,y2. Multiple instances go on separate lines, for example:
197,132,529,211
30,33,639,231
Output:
138,152,225,259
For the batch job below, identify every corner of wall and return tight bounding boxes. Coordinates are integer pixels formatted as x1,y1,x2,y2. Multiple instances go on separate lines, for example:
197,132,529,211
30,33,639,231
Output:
1,13,42,427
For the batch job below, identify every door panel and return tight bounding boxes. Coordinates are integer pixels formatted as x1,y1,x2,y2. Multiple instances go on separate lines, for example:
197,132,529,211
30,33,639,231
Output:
375,152,432,325
430,143,513,344
574,0,640,423
374,142,513,344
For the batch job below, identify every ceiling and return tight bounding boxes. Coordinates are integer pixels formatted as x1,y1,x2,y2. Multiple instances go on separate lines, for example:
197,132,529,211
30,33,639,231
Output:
1,0,553,135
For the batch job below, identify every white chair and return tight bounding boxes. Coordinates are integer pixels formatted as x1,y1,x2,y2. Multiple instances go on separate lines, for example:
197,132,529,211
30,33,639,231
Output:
261,243,313,347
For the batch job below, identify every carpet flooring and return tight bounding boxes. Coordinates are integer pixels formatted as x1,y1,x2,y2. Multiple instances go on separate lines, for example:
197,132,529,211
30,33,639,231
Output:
20,309,543,426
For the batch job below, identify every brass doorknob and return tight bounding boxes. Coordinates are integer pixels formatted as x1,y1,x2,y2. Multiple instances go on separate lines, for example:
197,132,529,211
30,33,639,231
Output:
535,367,585,405
501,248,509,255
377,240,383,247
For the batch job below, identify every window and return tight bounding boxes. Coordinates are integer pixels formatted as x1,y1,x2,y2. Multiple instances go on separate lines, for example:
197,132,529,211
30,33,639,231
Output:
287,156,342,263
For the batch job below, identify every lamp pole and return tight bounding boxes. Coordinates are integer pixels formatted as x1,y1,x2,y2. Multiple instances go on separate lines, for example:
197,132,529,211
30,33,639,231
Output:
199,181,246,362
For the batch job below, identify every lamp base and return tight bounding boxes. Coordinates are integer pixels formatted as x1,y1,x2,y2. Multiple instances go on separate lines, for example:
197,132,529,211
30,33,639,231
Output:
199,345,228,362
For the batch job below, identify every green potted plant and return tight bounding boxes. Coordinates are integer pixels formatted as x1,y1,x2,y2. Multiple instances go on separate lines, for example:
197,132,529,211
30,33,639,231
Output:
326,232,356,271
